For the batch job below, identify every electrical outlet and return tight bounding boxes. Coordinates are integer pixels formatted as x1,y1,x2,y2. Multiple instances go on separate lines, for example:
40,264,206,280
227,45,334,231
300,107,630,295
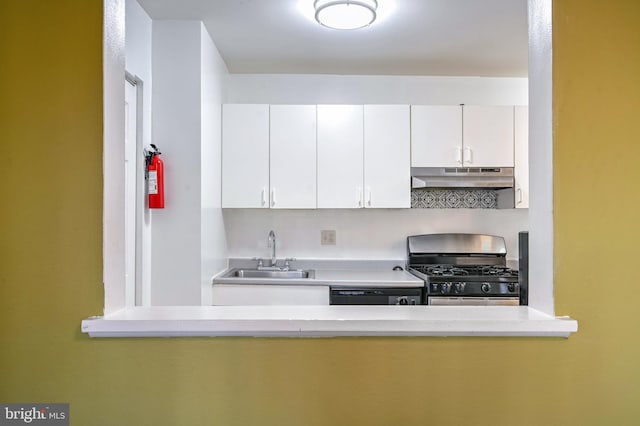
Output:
321,230,336,245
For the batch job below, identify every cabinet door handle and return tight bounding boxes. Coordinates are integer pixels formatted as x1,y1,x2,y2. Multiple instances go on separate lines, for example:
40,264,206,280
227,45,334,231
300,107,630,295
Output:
456,147,463,164
517,187,523,204
463,146,472,164
271,188,276,207
261,188,266,207
366,187,372,207
356,187,363,207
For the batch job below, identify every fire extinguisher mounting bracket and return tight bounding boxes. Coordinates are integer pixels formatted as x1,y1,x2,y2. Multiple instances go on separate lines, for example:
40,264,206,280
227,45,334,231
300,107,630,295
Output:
144,144,161,170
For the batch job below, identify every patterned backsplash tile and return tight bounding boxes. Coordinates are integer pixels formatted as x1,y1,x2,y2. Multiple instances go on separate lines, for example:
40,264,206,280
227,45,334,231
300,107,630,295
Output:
411,189,497,209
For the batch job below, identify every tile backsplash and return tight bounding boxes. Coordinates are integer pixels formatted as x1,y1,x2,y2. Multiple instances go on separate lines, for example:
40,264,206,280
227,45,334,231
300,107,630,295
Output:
411,189,498,209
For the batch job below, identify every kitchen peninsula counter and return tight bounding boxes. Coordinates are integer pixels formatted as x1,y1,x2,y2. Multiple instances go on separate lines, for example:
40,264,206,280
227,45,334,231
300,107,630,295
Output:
81,305,577,338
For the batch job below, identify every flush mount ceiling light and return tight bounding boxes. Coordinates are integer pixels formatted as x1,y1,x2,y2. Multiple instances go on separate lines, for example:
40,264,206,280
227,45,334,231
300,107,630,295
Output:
314,0,378,30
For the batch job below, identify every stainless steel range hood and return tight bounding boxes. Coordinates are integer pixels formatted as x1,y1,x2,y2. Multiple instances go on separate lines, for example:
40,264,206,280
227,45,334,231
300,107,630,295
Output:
411,167,514,189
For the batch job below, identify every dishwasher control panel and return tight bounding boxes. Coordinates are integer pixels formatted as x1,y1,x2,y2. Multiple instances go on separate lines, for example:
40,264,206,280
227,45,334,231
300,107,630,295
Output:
330,287,424,305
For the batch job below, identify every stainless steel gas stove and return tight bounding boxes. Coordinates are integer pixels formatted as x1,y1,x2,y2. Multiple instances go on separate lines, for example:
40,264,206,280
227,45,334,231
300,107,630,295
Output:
407,234,521,306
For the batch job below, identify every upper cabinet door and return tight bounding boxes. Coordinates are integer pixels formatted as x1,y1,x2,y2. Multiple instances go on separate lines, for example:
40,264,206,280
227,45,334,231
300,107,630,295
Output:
514,106,529,208
462,106,514,167
222,104,269,208
270,105,317,209
411,105,462,167
317,105,364,208
364,105,410,208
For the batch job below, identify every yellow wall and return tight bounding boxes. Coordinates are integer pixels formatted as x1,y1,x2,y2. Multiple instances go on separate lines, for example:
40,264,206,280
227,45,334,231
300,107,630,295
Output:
1,0,639,424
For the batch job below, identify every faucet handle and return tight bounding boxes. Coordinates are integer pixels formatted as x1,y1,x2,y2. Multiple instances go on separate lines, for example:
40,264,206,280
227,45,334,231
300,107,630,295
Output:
283,258,296,269
252,257,264,268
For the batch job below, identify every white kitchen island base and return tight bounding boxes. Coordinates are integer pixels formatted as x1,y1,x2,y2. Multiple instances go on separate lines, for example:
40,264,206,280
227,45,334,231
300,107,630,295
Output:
81,306,577,338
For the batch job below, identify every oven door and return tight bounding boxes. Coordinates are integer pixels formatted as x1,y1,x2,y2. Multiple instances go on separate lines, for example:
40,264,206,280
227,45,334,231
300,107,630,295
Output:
429,296,519,306
331,288,423,305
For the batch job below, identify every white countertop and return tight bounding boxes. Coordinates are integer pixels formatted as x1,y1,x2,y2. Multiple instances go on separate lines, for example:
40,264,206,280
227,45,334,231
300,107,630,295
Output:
212,267,424,287
212,259,424,287
81,305,577,338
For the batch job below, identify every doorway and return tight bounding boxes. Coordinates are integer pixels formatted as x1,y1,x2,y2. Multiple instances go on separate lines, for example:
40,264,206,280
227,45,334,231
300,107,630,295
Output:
125,72,151,306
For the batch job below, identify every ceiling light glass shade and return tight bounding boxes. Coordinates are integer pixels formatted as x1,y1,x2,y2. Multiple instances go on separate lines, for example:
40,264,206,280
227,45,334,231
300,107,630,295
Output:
314,0,378,30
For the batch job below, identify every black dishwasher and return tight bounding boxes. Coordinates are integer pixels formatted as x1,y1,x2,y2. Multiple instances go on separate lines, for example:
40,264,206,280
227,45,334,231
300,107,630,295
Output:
330,287,423,305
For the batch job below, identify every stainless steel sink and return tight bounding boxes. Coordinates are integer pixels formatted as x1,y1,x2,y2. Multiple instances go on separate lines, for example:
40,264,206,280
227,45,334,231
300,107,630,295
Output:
223,268,315,279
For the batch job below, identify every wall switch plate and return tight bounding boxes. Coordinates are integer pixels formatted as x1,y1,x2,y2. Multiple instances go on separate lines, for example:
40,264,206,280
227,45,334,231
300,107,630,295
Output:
321,230,336,245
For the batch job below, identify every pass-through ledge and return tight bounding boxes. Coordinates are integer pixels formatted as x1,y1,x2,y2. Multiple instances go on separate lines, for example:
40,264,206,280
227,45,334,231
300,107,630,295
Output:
81,305,577,338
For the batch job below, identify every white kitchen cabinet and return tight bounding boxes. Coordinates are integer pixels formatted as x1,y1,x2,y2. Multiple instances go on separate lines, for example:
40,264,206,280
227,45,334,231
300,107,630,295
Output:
317,105,364,208
462,106,514,167
225,104,409,209
411,105,514,168
222,104,269,208
514,105,529,208
364,105,411,208
270,105,317,209
223,104,316,209
317,105,410,209
212,284,330,305
411,105,463,167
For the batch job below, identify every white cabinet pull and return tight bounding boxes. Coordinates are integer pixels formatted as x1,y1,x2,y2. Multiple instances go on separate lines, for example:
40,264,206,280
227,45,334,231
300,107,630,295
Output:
463,146,472,164
517,187,523,204
356,187,363,207
261,188,267,207
271,188,276,207
366,187,372,207
456,147,463,164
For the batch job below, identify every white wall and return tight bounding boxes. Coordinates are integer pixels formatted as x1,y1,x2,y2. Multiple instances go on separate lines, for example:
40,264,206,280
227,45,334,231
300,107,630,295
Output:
151,21,228,305
200,25,229,306
528,0,553,314
151,20,201,305
125,0,152,305
103,0,126,314
224,74,529,261
224,209,528,262
227,74,528,105
125,0,152,144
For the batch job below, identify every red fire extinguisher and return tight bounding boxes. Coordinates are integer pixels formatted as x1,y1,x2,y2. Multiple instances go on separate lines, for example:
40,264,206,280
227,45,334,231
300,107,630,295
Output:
145,144,164,209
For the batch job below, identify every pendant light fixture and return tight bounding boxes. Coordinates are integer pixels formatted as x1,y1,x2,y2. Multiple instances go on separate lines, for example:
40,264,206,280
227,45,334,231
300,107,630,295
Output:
314,0,378,30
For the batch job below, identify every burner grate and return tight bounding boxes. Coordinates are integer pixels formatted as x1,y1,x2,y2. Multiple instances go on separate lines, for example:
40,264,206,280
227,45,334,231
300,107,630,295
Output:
411,264,518,278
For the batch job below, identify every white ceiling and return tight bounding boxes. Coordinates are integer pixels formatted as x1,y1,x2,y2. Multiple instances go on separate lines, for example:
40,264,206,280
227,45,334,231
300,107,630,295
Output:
137,0,528,77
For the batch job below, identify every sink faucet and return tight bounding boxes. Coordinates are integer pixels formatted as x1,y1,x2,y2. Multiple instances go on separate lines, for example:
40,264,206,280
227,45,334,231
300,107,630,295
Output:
268,230,276,267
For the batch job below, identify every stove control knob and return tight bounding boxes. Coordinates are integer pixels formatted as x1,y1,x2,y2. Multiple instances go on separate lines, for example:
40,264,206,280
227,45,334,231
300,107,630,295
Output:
481,283,492,293
453,282,465,293
441,283,451,294
507,283,517,293
431,283,439,293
